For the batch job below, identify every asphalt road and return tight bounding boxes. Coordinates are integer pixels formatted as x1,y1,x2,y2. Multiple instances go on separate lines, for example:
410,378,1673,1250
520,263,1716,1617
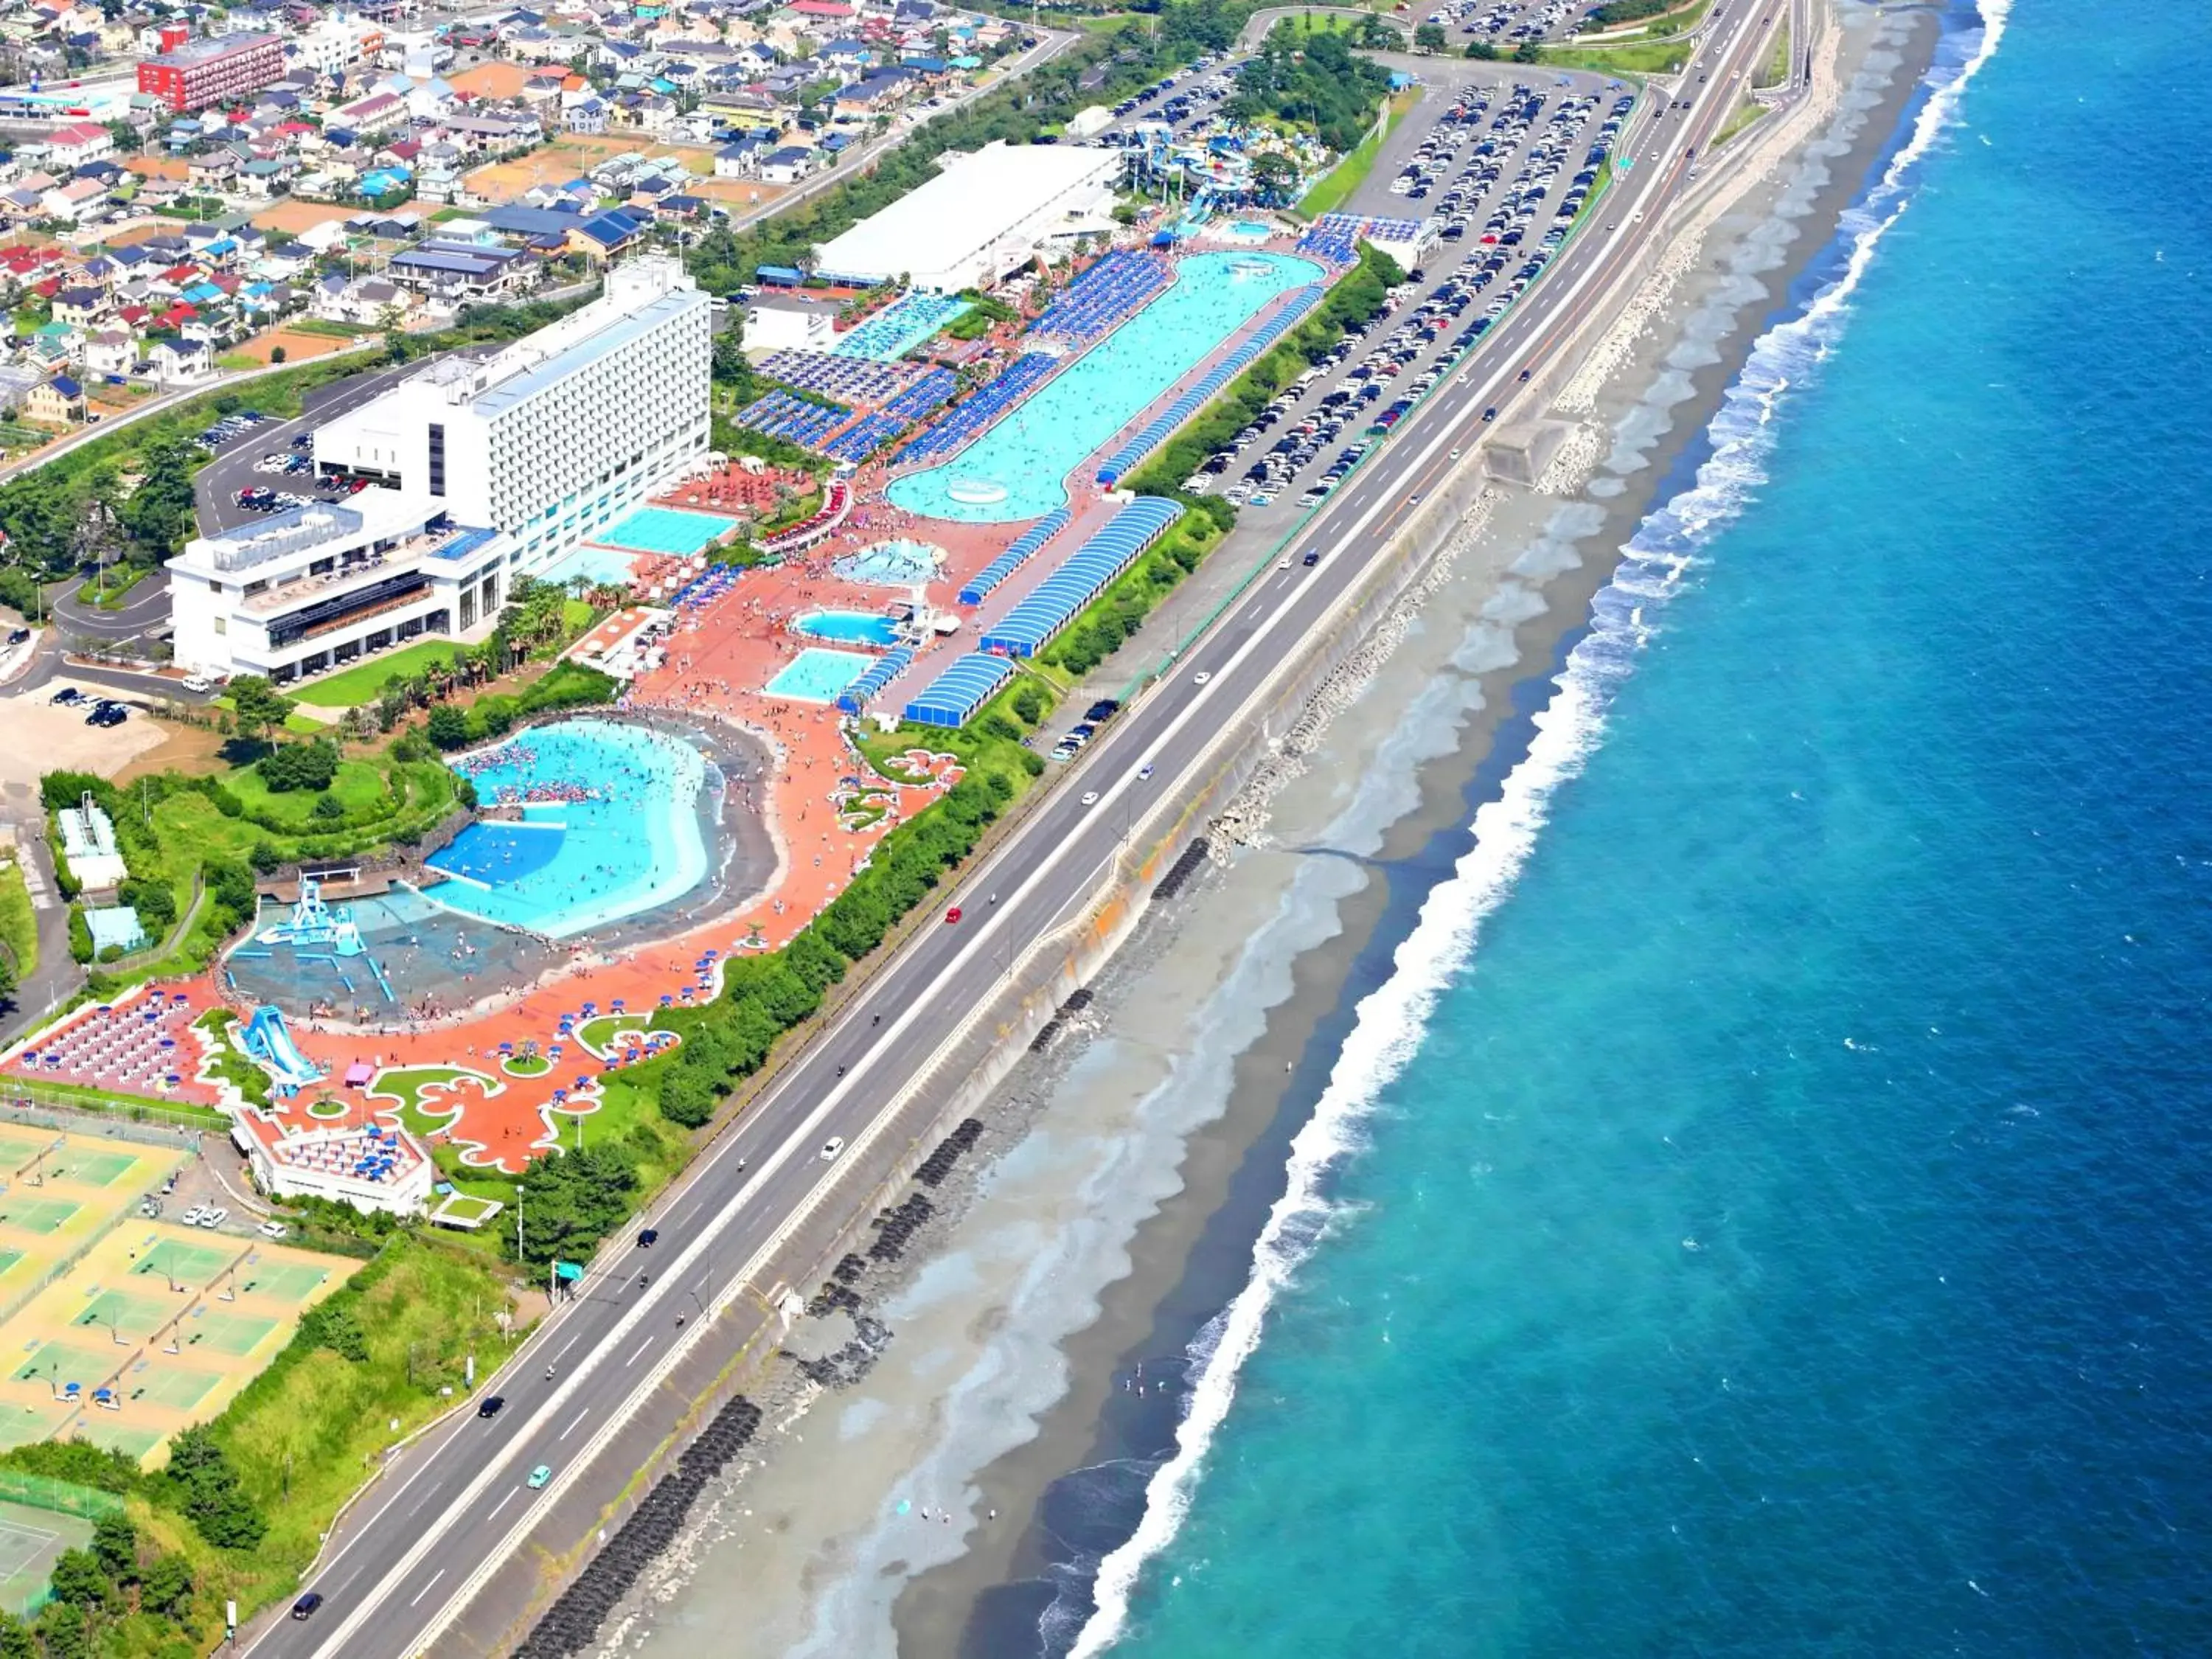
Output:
252,11,1786,1655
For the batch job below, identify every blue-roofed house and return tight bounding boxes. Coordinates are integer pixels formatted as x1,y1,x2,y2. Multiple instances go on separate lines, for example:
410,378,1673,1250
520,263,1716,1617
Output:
24,375,84,425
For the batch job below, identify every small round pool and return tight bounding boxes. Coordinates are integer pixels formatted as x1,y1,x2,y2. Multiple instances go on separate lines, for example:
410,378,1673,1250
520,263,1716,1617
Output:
796,609,900,647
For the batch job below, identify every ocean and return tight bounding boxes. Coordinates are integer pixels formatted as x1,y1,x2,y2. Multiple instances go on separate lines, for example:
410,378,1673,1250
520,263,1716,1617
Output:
1067,1,2212,1653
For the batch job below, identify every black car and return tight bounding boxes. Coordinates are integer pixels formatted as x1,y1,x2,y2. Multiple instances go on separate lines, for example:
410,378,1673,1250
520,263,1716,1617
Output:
5,627,27,645
87,704,128,728
291,1593,324,1621
1085,700,1121,723
1302,549,1321,567
477,1395,506,1419
638,1228,658,1247
51,686,81,704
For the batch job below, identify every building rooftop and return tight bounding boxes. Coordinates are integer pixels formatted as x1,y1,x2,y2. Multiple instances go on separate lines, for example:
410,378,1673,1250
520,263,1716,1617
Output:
813,141,1118,283
147,31,281,66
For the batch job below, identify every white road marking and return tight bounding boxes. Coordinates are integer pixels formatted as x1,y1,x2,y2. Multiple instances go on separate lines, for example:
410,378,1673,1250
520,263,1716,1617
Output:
560,1408,589,1443
406,1571,444,1610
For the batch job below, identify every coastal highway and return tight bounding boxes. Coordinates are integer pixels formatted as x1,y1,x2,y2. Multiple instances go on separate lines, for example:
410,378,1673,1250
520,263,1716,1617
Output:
252,10,1788,1656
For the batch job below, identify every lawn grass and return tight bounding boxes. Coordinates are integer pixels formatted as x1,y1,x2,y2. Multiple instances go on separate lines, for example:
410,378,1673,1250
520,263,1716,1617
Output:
202,1236,527,1606
1714,97,1765,147
290,639,461,708
1539,35,1693,72
228,757,392,826
1757,8,1790,87
1298,87,1417,218
82,563,158,612
0,858,34,981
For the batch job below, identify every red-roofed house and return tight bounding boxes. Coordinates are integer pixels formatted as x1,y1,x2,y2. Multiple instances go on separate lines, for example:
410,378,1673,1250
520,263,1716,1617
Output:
42,121,114,165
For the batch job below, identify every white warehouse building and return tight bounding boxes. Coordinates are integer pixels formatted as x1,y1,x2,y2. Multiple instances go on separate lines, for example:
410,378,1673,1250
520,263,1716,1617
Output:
310,256,712,579
813,141,1124,293
167,488,509,686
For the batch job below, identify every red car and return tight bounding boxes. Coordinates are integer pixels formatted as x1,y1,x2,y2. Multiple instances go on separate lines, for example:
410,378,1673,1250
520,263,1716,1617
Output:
944,906,962,925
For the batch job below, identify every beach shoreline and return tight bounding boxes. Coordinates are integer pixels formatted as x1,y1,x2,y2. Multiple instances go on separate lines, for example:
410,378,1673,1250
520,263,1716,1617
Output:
588,9,1947,1655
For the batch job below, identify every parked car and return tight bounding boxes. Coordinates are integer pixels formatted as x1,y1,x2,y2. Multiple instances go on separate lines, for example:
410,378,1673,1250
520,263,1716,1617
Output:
196,1206,227,1229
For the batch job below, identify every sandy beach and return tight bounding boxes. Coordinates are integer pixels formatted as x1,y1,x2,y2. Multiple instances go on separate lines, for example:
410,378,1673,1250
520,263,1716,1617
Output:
563,7,1946,1655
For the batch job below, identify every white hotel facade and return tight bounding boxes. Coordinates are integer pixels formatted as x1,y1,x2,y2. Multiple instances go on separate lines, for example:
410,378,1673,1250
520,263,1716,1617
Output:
311,256,712,579
167,257,712,684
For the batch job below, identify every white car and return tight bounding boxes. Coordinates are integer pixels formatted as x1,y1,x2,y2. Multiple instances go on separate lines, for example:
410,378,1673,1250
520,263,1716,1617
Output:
197,1207,227,1229
1192,671,1211,686
258,1220,288,1240
181,675,215,694
819,1137,845,1161
1081,790,1099,807
179,1205,207,1226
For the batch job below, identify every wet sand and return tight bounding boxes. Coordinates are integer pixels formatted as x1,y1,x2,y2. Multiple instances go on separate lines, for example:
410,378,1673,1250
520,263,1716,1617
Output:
591,7,1943,1655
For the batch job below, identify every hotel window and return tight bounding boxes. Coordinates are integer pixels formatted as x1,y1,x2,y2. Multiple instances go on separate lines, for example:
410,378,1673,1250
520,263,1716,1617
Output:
428,422,446,497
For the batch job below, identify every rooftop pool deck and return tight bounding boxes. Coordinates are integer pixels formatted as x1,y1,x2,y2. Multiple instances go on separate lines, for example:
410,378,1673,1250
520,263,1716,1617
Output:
886,251,1325,526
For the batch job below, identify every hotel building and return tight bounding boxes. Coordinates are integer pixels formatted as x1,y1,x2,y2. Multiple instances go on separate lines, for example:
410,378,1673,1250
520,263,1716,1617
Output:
310,257,713,579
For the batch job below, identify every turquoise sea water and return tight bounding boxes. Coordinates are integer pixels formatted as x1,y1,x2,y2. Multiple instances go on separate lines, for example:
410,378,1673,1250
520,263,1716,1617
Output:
888,252,1322,525
1067,3,2212,1654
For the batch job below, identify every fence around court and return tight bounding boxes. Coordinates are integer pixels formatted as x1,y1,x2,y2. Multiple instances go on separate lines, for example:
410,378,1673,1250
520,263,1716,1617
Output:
1,1085,219,1143
0,1469,122,1521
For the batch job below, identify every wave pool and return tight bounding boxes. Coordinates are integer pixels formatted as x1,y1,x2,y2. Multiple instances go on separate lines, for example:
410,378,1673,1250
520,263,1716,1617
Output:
423,718,711,939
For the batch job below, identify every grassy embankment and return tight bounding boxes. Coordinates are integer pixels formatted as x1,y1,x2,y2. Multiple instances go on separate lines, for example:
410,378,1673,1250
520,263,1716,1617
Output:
0,856,35,983
1715,9,1792,147
0,1235,526,1657
1298,86,1419,219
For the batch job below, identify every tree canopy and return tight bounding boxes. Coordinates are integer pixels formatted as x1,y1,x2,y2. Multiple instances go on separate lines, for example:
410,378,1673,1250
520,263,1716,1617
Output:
1228,26,1392,154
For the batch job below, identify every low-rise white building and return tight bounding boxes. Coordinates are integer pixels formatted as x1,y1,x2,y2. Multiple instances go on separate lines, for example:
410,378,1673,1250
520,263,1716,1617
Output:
166,488,510,686
310,257,712,578
232,1112,433,1217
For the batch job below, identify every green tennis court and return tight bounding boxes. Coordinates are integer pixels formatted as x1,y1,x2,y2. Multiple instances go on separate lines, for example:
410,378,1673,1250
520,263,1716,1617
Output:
75,1420,161,1463
0,1200,80,1237
0,1141,44,1172
0,1253,23,1280
184,1311,276,1358
243,1262,331,1303
128,1366,218,1412
12,1345,116,1388
0,1498,88,1616
47,1152,138,1189
129,1239,234,1287
72,1291,167,1340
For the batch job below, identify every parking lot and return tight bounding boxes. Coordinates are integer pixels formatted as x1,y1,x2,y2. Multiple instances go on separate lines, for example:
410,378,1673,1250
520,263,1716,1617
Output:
1434,0,1588,49
1184,62,1630,532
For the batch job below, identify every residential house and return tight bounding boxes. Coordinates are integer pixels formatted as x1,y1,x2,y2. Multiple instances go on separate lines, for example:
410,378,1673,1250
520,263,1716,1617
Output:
38,177,108,224
80,327,136,379
41,121,112,167
758,145,813,183
147,336,212,383
49,285,108,327
23,374,84,425
563,95,608,134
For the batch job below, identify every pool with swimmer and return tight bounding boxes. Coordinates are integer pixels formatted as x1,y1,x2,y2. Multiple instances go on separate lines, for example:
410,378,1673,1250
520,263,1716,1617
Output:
887,251,1324,524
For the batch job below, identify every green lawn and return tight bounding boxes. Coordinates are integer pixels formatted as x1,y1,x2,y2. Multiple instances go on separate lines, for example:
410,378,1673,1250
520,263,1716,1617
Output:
1540,35,1693,72
229,758,392,826
290,639,461,708
1714,98,1765,147
83,563,158,612
1298,88,1416,218
0,858,34,981
204,1237,528,1610
1757,10,1790,86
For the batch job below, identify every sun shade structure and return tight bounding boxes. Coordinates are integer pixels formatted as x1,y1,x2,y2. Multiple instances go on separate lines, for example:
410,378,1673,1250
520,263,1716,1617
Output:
903,653,1014,728
837,647,914,714
958,507,1071,605
978,497,1182,658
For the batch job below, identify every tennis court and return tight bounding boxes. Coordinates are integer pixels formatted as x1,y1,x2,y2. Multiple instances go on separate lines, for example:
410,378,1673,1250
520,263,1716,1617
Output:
13,1344,118,1388
127,1364,220,1412
74,1421,161,1463
0,1141,44,1172
0,1499,88,1616
44,1151,137,1189
181,1310,278,1359
244,1262,333,1301
72,1290,170,1340
0,1200,79,1237
0,1254,21,1281
129,1237,236,1287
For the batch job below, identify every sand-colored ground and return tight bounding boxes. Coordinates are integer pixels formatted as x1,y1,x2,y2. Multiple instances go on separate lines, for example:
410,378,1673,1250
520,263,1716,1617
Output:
0,1219,356,1467
248,201,360,237
462,132,717,204
0,695,166,793
233,325,361,366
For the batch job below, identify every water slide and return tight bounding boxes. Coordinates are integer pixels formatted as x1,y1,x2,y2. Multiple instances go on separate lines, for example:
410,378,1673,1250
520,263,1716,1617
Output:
241,1004,322,1096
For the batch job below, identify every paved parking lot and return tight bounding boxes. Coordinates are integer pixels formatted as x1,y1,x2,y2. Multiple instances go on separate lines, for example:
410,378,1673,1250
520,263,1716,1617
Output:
1194,61,1627,534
